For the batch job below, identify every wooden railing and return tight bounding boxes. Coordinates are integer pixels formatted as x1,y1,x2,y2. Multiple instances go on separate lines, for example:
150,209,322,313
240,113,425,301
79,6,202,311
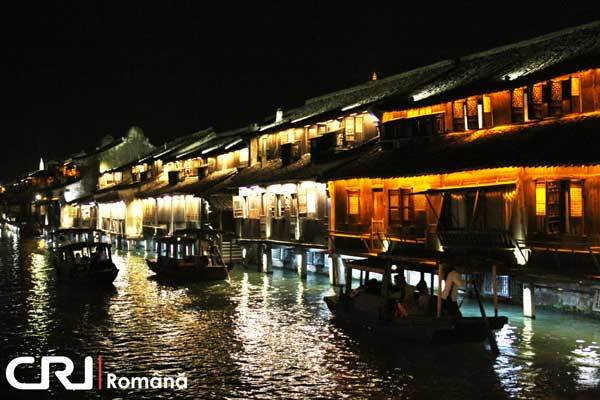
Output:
330,229,428,255
437,230,515,250
236,216,328,246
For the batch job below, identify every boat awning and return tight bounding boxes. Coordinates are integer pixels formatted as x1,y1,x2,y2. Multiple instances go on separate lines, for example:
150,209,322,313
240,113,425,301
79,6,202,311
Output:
344,258,387,274
412,181,516,196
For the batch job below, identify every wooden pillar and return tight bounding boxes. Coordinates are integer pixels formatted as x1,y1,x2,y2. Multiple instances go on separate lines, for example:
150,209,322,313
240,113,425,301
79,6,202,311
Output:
437,262,443,318
492,263,499,318
329,254,341,286
430,271,435,296
241,246,248,268
523,282,536,319
295,185,301,241
169,196,174,234
345,266,352,296
262,244,273,274
296,249,307,279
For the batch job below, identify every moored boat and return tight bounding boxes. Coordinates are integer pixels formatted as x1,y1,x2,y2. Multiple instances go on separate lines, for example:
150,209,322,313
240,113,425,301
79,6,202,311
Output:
146,228,229,282
53,242,118,284
324,257,508,345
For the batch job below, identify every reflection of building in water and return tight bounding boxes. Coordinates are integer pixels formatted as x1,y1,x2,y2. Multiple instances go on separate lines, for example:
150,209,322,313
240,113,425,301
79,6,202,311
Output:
571,341,600,389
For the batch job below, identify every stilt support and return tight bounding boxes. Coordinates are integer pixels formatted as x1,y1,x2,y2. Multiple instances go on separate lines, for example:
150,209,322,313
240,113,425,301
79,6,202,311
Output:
523,282,536,319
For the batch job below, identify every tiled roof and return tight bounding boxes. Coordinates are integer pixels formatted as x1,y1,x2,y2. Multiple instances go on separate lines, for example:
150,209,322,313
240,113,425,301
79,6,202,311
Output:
325,112,600,180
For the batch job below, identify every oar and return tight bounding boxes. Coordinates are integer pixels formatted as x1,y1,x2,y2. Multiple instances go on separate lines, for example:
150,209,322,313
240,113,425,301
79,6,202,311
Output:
472,280,499,354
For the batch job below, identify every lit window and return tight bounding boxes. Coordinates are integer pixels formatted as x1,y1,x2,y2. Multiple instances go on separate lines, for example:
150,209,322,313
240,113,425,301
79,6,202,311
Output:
239,148,249,164
345,118,355,142
551,81,562,101
467,97,478,116
355,116,364,134
233,196,245,218
483,95,491,113
535,182,546,216
389,190,401,223
306,191,317,214
570,181,583,217
348,190,359,216
279,131,288,145
512,88,524,108
453,101,464,118
571,77,580,97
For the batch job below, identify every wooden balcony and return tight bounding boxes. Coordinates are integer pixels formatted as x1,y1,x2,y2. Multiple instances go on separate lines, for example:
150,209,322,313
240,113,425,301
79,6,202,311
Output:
298,218,325,244
524,234,600,273
236,216,328,246
240,219,261,240
437,230,515,250
270,217,293,241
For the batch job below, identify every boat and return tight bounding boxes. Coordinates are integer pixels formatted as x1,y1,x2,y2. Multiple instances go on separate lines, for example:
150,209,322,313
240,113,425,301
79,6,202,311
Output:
53,242,119,284
324,257,508,346
146,228,229,281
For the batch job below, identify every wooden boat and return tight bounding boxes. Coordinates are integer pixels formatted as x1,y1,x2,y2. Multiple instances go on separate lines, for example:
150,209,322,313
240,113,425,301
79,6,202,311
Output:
53,242,118,284
146,228,229,282
324,257,508,345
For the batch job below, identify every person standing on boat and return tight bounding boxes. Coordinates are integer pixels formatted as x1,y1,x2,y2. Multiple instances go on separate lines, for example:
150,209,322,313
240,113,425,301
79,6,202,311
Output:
441,266,464,318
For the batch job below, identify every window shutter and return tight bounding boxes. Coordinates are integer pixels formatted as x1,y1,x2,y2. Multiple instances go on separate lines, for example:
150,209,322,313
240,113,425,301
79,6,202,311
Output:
569,181,583,218
233,196,245,218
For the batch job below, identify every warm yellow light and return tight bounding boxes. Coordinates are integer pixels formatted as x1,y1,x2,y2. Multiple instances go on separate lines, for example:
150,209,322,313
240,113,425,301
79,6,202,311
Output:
239,148,249,164
571,77,580,96
483,95,491,113
306,191,317,214
348,191,359,215
535,182,546,216
570,183,583,217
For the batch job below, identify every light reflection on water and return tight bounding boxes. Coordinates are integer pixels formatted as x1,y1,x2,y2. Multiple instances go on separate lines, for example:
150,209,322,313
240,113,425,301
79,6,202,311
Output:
0,235,599,399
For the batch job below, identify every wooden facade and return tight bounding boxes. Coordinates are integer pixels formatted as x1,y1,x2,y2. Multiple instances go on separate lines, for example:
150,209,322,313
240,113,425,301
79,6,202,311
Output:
330,165,600,273
40,23,600,283
233,111,379,250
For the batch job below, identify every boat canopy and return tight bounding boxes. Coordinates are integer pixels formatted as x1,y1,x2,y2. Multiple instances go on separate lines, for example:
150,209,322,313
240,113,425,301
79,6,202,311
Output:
56,242,112,252
155,236,198,245
345,255,440,275
52,228,103,235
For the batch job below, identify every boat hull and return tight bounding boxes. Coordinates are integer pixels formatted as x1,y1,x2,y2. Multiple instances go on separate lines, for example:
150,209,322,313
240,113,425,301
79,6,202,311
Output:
324,295,507,343
146,259,229,282
55,263,118,284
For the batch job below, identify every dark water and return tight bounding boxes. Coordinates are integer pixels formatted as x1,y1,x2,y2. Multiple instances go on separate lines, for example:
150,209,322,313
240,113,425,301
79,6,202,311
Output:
1,233,599,399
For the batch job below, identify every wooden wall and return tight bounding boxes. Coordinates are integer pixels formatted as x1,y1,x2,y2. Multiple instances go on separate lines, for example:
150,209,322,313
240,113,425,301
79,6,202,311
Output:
580,68,600,113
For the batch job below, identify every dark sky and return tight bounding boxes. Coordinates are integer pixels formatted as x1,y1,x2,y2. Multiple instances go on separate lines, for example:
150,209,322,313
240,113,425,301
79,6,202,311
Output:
2,2,600,181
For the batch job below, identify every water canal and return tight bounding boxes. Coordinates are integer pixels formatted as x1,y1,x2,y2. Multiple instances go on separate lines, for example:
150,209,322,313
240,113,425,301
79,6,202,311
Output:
0,235,599,399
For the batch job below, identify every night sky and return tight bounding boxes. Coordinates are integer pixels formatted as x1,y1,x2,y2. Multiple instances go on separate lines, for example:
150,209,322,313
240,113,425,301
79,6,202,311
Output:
2,2,600,181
